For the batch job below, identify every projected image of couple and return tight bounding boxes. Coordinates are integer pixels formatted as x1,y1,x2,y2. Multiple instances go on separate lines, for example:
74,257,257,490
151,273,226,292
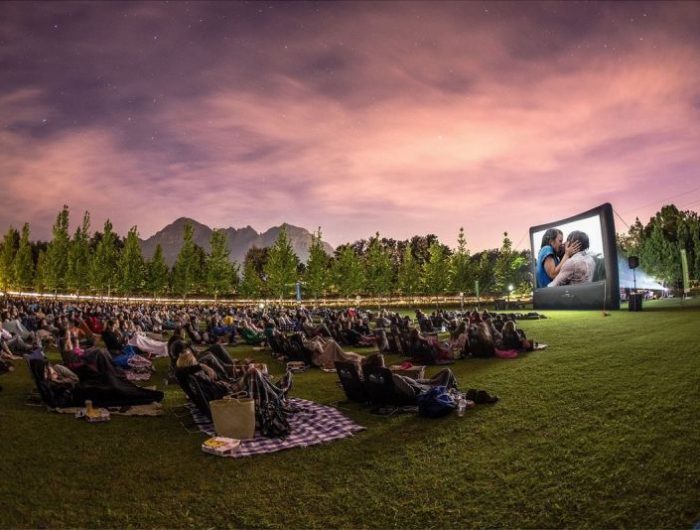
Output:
535,220,602,289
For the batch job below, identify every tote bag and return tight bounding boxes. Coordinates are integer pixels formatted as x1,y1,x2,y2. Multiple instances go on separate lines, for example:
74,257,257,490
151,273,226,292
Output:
209,395,255,440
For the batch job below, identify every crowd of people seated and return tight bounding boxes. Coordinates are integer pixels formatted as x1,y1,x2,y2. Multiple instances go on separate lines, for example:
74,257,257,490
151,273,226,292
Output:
0,296,542,416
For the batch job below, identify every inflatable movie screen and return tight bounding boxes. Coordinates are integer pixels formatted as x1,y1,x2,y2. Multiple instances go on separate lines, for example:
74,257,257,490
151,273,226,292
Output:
530,203,620,310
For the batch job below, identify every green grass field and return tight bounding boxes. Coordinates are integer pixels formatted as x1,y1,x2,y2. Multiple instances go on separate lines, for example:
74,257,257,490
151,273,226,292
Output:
1,299,699,528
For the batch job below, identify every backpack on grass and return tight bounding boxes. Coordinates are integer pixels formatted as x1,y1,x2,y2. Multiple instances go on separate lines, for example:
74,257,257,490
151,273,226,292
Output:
416,386,456,418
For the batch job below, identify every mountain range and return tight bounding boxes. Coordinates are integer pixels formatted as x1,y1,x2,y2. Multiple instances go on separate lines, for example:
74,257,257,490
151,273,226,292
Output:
138,218,334,267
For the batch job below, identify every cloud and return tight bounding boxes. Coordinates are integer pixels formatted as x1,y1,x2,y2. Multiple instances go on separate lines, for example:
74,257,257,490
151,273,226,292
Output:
1,2,699,250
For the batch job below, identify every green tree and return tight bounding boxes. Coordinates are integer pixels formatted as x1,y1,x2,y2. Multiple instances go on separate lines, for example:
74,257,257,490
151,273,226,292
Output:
331,245,365,302
194,244,208,294
473,250,498,296
364,232,394,299
240,256,265,298
45,205,71,293
145,244,170,297
305,227,330,300
34,249,48,293
172,221,200,299
13,223,34,293
264,225,299,299
632,205,699,289
245,246,269,276
410,234,440,267
67,211,92,294
117,226,145,295
90,219,119,295
0,226,19,292
206,229,237,299
494,232,523,295
398,242,422,301
450,227,472,295
422,240,450,299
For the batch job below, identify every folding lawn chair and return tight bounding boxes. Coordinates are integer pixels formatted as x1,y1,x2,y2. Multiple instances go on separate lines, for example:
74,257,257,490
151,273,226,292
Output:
334,361,369,405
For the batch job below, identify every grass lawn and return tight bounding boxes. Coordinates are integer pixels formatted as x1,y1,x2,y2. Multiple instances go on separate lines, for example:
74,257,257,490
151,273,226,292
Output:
1,299,699,528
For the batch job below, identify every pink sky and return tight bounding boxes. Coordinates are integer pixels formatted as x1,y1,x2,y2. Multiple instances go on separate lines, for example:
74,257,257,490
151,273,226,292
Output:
1,2,699,251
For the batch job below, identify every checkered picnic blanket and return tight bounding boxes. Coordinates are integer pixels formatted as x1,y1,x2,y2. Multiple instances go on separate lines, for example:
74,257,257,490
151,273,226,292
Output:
190,398,366,458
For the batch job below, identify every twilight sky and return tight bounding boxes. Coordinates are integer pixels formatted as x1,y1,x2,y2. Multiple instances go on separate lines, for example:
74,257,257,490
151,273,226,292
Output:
1,1,699,251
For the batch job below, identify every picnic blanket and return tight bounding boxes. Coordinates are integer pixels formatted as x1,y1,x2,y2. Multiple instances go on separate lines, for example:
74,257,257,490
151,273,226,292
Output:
190,398,365,458
55,401,164,416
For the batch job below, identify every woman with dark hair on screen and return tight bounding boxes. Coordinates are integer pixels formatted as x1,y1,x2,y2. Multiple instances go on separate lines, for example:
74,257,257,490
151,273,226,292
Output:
536,228,580,288
548,231,596,287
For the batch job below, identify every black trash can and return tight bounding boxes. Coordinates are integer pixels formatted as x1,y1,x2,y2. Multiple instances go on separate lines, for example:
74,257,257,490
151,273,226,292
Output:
629,293,643,312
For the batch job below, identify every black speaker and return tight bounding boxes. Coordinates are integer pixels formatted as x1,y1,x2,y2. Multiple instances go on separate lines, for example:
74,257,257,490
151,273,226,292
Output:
628,256,639,269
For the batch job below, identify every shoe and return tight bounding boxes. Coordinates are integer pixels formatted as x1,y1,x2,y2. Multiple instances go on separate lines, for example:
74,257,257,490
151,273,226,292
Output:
466,388,499,404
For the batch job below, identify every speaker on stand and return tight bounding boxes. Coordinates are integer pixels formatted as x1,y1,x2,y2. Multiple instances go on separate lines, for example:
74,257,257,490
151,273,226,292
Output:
628,256,642,311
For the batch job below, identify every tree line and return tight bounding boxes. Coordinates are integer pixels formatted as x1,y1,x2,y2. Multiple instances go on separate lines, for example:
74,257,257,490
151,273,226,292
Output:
0,205,531,300
619,204,700,290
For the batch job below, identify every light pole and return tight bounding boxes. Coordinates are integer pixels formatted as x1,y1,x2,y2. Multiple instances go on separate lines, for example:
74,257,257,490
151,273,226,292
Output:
459,292,464,314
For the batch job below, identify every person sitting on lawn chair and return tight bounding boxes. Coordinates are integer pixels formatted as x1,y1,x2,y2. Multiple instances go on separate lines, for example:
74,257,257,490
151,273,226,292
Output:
363,353,459,404
175,349,244,401
300,316,332,339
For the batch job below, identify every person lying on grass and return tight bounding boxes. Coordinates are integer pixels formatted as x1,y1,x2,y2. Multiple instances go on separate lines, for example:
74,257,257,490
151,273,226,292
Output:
328,319,377,348
207,315,237,345
447,321,469,357
300,316,333,339
467,322,496,359
500,321,534,351
408,328,454,365
289,333,367,371
238,321,266,346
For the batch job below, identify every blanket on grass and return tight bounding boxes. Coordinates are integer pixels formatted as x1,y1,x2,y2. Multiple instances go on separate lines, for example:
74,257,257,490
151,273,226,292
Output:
26,390,164,416
55,401,164,416
190,398,365,458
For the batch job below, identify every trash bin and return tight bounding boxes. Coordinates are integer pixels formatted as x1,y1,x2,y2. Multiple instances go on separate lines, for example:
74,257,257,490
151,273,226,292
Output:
495,299,506,310
629,293,643,312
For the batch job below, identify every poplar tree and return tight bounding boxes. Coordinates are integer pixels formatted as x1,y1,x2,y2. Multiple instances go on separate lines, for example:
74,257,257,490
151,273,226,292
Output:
332,245,365,302
45,205,71,293
365,232,394,299
0,226,19,292
172,221,199,299
34,250,48,293
206,229,236,299
494,232,525,295
423,240,450,299
304,227,329,300
145,244,170,297
117,226,145,295
13,223,34,293
264,225,298,299
450,227,472,295
90,219,119,295
67,211,91,294
240,257,264,298
398,242,421,301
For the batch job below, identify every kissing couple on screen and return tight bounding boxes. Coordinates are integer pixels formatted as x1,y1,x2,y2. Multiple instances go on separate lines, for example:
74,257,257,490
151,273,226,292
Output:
536,229,595,288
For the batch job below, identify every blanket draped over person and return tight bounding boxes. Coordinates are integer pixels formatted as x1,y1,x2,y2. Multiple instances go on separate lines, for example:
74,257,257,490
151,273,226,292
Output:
128,332,168,358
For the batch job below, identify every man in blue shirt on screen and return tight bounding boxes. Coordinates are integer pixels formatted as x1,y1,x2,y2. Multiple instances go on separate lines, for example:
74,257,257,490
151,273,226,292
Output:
536,229,580,288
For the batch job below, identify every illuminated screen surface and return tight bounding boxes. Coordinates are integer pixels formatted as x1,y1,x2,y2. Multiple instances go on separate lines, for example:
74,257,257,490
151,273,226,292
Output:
532,214,606,289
